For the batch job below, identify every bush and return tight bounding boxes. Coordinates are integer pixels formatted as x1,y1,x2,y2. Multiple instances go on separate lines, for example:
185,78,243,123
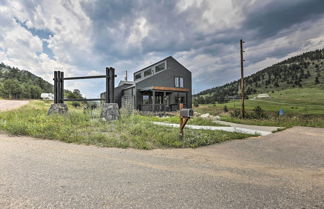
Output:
252,106,268,119
230,109,241,118
72,102,81,108
193,100,199,107
223,105,228,112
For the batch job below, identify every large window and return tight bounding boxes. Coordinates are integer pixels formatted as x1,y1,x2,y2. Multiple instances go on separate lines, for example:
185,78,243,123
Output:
155,62,166,73
144,68,152,77
175,77,184,88
134,73,141,80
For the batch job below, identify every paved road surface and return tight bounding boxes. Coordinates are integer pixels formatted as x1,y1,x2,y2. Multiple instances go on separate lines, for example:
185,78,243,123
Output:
0,127,323,209
0,100,29,112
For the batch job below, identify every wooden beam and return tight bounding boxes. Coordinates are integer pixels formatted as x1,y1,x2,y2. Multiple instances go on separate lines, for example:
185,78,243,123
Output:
152,86,189,92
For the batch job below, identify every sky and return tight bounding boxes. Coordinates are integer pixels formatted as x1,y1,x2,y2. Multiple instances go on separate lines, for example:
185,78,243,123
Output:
0,0,324,98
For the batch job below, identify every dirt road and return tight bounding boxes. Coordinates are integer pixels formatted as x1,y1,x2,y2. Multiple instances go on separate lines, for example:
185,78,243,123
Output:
0,126,323,208
0,100,29,112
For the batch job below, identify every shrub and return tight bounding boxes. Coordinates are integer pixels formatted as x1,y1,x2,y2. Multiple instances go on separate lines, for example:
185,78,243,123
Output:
72,102,81,108
252,106,268,119
223,105,228,112
193,100,199,107
230,109,241,118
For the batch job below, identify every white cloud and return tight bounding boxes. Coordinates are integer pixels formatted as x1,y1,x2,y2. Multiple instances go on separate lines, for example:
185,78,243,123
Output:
128,17,150,47
0,0,324,97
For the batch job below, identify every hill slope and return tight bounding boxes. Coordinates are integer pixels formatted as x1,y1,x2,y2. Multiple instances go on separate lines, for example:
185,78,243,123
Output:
0,63,53,99
195,48,324,104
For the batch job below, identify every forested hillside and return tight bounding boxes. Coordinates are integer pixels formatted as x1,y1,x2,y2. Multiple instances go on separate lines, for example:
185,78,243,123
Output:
195,48,324,104
0,63,52,99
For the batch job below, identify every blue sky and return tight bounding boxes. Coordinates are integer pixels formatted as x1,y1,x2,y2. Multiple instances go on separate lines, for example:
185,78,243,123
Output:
0,0,324,97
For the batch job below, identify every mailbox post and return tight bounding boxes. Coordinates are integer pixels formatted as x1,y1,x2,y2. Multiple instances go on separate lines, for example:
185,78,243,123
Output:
179,103,194,137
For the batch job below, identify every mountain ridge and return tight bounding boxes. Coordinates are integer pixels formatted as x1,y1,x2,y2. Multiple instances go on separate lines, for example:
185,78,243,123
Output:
195,48,324,104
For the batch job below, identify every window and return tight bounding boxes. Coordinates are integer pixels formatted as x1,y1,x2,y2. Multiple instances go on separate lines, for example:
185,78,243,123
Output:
135,73,141,80
155,62,165,73
175,77,184,88
179,77,184,88
143,95,149,104
144,68,152,77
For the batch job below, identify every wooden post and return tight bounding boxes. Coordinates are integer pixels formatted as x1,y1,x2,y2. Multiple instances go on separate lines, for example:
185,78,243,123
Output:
108,67,115,103
57,71,61,103
54,71,58,104
240,39,245,118
60,71,64,103
105,67,109,103
163,91,166,112
152,90,155,112
179,103,184,136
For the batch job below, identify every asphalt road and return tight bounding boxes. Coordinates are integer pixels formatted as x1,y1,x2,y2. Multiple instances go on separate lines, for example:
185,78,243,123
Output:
0,127,323,209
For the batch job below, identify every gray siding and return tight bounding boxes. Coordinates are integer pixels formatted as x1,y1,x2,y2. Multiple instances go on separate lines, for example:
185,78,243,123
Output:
135,57,192,108
101,56,192,110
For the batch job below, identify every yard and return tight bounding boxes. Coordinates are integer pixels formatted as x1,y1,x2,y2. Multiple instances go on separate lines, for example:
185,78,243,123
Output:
0,100,253,149
194,88,324,128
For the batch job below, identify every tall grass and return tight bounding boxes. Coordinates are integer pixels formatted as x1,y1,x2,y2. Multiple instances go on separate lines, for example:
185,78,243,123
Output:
137,114,228,126
0,101,253,149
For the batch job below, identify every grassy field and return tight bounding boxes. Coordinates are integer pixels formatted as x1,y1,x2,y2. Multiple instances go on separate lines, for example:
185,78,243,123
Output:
0,100,253,149
194,88,324,127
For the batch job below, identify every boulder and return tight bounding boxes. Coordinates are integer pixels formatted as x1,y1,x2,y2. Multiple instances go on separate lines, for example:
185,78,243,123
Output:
200,113,210,118
101,103,120,121
48,103,68,115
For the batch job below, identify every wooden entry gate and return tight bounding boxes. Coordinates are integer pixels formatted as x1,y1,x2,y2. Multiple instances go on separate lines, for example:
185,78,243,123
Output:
53,67,116,103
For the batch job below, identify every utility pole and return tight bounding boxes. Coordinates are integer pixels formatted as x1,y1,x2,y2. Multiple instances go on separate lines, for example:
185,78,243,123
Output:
240,39,245,118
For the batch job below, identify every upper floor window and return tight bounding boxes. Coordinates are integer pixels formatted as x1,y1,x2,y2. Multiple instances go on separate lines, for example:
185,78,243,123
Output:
144,68,152,77
175,77,184,88
155,62,166,73
134,73,141,80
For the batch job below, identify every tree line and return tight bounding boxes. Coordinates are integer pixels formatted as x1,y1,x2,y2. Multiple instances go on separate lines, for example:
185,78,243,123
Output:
0,63,84,100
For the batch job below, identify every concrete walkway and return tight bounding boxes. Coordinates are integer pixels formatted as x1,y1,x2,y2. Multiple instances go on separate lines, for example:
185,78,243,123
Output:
214,120,281,132
153,122,273,136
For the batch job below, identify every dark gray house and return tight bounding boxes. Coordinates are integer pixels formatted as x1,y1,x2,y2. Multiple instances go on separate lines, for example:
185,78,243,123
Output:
102,56,192,111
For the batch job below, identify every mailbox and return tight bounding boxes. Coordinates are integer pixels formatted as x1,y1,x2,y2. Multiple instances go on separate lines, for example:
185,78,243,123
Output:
180,108,194,118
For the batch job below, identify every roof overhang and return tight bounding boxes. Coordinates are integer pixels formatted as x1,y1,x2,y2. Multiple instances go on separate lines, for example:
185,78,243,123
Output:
140,86,189,92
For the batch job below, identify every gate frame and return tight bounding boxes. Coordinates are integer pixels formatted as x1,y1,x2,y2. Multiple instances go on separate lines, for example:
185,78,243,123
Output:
53,67,116,104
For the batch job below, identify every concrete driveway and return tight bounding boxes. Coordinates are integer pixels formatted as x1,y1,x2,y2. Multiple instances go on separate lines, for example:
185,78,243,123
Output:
0,100,29,112
0,126,323,209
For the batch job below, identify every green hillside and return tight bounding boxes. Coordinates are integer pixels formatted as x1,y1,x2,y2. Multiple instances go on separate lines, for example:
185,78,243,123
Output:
195,48,324,104
0,63,53,99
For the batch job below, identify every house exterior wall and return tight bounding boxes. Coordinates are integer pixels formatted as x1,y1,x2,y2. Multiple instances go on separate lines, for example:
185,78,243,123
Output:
134,57,192,108
114,84,133,107
102,56,192,111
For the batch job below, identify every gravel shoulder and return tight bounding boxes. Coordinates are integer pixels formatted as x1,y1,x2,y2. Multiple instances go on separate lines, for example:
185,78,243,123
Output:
0,126,323,209
0,100,29,112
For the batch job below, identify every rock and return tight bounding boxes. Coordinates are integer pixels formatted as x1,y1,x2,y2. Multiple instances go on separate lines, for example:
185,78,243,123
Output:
48,103,68,115
200,113,210,118
101,103,120,121
215,115,221,120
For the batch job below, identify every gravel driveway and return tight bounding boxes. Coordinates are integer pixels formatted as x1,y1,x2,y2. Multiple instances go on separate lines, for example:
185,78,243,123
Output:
0,100,29,112
0,126,323,209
